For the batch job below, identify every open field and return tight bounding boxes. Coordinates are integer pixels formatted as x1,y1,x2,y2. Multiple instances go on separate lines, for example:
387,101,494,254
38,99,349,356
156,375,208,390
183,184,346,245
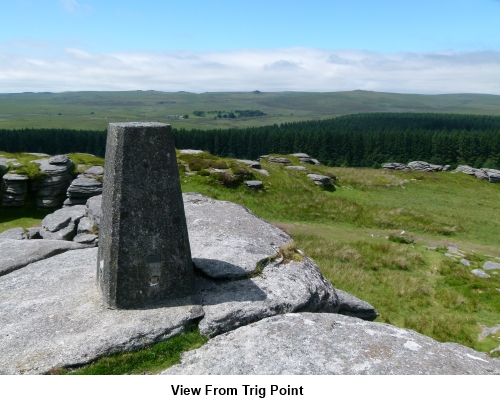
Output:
1,151,499,374
1,90,500,131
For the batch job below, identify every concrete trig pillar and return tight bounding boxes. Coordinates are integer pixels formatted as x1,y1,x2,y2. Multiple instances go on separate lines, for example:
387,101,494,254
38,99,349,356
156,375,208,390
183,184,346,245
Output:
97,122,194,309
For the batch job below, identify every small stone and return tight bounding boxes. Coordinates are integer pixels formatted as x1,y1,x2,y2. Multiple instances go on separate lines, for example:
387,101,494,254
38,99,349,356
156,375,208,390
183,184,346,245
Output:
83,166,104,176
179,149,204,155
244,180,263,189
460,259,470,266
447,246,465,256
48,155,69,164
483,261,500,270
307,174,331,186
268,157,290,164
285,165,307,171
471,269,490,278
254,169,269,177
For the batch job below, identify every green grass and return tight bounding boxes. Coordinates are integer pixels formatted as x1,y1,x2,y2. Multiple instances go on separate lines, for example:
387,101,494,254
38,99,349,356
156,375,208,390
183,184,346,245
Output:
51,325,208,375
1,90,500,130
0,201,48,233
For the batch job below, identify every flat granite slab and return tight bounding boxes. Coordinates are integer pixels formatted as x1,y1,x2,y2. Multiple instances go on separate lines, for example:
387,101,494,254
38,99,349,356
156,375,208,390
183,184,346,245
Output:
162,313,500,375
0,238,89,277
0,248,203,375
183,193,291,278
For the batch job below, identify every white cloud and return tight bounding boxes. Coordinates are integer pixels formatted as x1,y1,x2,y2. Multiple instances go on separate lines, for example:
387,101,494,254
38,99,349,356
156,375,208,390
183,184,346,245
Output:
1,47,500,94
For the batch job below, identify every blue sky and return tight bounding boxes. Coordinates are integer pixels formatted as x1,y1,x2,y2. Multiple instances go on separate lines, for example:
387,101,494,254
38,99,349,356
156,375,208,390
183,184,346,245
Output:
1,0,500,93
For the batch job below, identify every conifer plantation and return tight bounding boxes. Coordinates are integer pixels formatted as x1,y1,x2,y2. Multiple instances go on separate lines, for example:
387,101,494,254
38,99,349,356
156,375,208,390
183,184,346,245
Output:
1,113,500,168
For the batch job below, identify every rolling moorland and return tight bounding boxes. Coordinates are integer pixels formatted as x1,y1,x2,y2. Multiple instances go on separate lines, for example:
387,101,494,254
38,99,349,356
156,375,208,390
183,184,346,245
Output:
0,91,499,373
1,90,500,131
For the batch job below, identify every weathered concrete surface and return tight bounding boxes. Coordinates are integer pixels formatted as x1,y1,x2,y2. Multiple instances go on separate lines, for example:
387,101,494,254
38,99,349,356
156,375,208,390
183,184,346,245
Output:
183,193,290,278
98,123,194,309
0,238,88,276
197,256,339,337
336,289,379,321
162,313,500,375
0,248,203,375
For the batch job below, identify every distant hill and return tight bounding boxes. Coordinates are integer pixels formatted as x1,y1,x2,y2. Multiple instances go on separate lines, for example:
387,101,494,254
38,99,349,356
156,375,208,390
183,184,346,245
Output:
0,90,499,131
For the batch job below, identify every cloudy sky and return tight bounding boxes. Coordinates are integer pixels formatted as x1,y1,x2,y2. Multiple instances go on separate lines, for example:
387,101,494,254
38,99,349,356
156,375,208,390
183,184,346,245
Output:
2,0,500,94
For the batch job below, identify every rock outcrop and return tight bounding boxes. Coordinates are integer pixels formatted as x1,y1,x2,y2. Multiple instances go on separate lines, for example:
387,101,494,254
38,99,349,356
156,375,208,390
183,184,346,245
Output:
454,166,500,183
1,174,29,207
161,312,500,375
40,205,87,241
0,193,350,374
33,155,74,208
384,162,450,172
307,173,331,186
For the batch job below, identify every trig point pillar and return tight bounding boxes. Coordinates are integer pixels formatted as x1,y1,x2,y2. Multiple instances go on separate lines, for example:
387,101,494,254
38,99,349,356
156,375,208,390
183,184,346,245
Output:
97,122,194,309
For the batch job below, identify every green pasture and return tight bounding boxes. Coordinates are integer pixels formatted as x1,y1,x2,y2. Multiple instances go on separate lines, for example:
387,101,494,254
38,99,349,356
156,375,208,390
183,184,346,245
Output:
1,90,500,131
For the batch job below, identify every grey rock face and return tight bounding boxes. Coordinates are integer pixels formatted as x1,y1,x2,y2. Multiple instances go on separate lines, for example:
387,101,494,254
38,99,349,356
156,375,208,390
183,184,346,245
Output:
183,193,290,278
162,313,500,375
383,163,411,171
483,261,500,270
0,227,27,240
268,157,290,164
86,195,102,227
0,248,203,375
408,161,446,172
471,269,490,278
72,233,98,245
285,165,307,171
291,153,309,158
83,166,104,176
40,205,86,241
197,256,339,337
0,238,87,277
307,174,331,186
26,227,41,239
98,123,194,309
336,289,379,321
33,157,74,208
33,157,74,176
77,217,94,234
48,155,69,164
65,177,103,206
244,180,263,189
1,174,29,207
